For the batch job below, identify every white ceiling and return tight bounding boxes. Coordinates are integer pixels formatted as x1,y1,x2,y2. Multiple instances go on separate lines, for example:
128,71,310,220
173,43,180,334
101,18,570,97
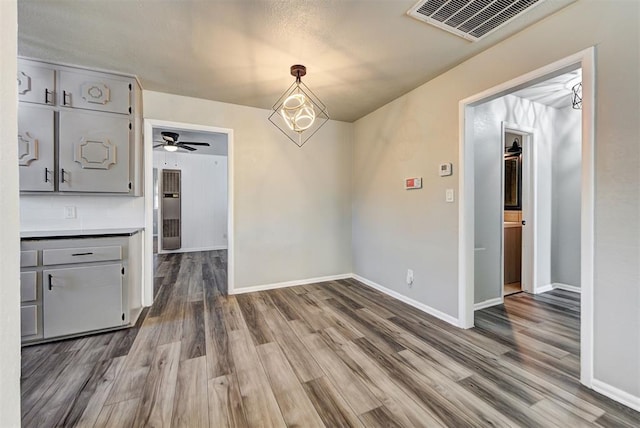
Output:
17,0,576,122
512,69,582,109
152,128,228,156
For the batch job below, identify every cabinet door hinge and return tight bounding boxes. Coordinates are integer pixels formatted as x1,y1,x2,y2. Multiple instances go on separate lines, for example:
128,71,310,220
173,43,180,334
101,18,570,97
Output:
128,122,132,130
121,267,125,275
122,313,125,321
129,83,132,91
128,106,132,114
128,182,132,190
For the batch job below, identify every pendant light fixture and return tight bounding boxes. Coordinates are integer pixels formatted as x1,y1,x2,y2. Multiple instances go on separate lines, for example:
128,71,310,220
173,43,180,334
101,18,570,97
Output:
268,65,329,147
571,82,582,109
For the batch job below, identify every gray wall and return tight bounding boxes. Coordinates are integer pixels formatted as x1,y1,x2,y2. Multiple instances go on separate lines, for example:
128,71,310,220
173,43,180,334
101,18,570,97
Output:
353,0,639,398
552,107,582,287
144,91,354,289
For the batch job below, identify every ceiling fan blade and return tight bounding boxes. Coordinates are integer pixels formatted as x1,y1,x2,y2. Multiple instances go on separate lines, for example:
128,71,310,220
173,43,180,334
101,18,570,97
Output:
180,145,197,151
153,144,165,148
178,141,210,146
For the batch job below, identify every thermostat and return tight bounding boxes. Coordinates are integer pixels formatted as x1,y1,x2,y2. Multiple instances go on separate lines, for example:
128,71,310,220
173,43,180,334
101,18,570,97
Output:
439,162,452,177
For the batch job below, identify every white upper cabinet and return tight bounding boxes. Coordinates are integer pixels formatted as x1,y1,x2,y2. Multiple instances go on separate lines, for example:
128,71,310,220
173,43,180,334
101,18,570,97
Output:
17,62,56,106
17,58,142,195
18,104,55,192
59,69,132,115
59,110,131,193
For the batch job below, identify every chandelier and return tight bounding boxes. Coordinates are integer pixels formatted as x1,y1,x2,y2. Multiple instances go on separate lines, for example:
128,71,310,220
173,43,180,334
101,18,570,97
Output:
268,65,329,147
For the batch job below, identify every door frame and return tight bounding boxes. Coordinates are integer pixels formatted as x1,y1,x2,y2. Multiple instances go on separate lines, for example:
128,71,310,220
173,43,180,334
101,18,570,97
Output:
143,119,235,305
458,47,595,387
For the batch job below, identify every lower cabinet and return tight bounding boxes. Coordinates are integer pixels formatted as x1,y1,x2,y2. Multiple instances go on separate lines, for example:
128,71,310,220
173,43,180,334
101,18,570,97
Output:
43,263,123,338
20,232,141,344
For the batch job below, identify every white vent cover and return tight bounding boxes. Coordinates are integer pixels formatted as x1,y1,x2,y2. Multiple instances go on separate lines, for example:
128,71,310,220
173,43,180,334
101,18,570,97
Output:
407,0,547,42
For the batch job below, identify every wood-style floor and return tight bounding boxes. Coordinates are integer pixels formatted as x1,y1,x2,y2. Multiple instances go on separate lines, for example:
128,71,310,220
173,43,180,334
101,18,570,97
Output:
21,251,639,427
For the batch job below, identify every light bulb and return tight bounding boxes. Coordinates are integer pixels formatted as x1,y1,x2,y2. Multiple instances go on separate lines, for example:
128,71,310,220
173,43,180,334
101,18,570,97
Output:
164,145,178,152
281,92,316,132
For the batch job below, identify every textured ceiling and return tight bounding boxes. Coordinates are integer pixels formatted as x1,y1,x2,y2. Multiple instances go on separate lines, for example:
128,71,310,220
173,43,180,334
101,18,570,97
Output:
18,0,575,122
512,69,581,109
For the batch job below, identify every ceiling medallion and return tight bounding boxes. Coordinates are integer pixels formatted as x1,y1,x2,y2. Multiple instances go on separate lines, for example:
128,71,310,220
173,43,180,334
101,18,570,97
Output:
268,65,329,148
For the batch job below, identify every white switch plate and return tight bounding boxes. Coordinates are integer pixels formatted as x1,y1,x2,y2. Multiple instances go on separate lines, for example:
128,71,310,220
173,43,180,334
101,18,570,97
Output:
445,189,455,203
64,206,77,219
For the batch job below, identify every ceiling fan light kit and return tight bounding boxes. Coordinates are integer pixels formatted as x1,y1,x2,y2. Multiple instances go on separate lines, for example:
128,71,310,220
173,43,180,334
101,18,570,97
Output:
269,65,329,148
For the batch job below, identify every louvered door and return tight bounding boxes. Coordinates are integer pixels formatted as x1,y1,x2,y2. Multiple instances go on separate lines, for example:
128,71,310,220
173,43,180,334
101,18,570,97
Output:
162,169,181,250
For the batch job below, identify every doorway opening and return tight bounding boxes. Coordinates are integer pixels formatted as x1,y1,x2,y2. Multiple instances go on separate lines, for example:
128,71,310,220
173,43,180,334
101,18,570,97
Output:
458,47,595,387
143,120,235,305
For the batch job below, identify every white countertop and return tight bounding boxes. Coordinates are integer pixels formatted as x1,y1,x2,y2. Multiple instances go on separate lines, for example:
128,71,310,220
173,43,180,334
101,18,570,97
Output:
21,227,143,240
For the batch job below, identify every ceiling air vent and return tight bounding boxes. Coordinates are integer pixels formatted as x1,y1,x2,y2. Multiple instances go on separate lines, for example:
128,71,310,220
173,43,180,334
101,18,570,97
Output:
407,0,546,42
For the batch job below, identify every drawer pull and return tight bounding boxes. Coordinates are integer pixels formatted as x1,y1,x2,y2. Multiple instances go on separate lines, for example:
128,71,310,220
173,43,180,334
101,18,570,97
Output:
71,252,94,256
62,90,70,106
48,274,53,291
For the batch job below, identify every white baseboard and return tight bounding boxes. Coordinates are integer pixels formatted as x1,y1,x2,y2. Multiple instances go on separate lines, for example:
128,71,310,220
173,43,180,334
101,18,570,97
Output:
535,284,554,294
352,274,461,327
474,297,503,311
553,282,581,293
158,245,227,254
592,379,640,412
230,273,352,295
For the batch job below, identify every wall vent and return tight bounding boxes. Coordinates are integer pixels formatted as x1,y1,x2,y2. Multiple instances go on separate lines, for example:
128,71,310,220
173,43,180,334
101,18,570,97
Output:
407,0,546,42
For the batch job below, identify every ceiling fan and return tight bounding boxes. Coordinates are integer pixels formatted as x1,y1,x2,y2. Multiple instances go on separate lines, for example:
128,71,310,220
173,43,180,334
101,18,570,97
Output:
154,131,211,152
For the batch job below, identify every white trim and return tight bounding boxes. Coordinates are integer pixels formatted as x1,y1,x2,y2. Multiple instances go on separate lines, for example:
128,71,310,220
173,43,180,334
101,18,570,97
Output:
353,274,461,327
553,283,581,294
459,47,596,389
592,379,640,413
474,297,503,311
230,274,352,295
157,245,227,255
535,284,554,294
144,119,235,306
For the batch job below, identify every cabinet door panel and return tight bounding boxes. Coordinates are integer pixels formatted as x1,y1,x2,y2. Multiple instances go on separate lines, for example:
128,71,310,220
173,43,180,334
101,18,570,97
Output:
59,110,131,193
43,264,123,338
18,104,55,192
59,70,131,114
17,61,55,105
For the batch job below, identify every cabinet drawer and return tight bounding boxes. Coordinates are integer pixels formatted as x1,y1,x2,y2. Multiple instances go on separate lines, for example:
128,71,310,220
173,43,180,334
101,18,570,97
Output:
21,250,38,267
43,264,123,338
20,271,37,302
43,245,122,265
21,305,39,337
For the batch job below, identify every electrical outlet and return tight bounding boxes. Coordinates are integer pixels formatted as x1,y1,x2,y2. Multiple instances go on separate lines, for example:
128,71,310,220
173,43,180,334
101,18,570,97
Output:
406,269,414,287
64,206,76,219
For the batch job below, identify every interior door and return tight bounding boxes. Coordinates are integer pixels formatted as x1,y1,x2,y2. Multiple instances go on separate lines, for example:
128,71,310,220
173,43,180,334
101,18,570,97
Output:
59,109,131,193
43,263,123,338
18,104,55,191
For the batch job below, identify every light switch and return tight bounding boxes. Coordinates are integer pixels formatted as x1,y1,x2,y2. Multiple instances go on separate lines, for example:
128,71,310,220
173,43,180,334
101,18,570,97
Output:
445,189,454,203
